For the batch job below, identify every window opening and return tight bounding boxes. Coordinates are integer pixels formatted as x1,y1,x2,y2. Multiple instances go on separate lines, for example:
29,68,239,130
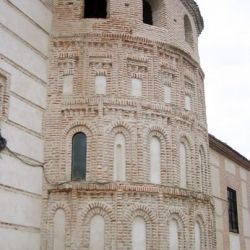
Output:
228,187,239,233
72,132,87,180
143,0,153,25
84,0,107,18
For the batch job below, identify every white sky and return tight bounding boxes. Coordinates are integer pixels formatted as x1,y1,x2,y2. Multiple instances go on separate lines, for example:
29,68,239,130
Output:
195,0,250,159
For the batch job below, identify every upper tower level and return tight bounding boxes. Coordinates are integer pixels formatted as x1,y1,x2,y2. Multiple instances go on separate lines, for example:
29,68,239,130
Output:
53,0,203,61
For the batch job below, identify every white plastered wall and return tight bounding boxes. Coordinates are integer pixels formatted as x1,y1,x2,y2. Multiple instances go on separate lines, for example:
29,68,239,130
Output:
0,1,52,249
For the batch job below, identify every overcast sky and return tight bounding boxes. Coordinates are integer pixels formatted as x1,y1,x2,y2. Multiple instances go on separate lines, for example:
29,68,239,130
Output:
195,0,250,159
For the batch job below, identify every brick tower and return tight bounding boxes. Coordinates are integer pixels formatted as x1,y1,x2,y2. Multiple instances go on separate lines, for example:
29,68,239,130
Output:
42,0,215,249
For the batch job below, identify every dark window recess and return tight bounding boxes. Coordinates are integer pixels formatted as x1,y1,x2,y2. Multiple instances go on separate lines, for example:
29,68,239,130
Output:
143,0,153,25
72,132,87,180
228,187,239,233
84,0,107,18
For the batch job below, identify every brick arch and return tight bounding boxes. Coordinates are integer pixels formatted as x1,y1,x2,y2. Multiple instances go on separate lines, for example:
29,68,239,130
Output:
79,201,115,222
104,120,135,182
79,202,115,250
64,123,96,181
106,119,133,134
165,207,189,226
125,204,157,250
146,125,168,139
145,125,171,185
194,211,207,250
50,202,71,218
48,202,71,250
64,120,96,136
164,208,188,250
178,132,195,189
125,204,157,224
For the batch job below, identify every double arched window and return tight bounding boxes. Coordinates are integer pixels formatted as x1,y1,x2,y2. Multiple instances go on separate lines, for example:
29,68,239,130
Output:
72,132,87,180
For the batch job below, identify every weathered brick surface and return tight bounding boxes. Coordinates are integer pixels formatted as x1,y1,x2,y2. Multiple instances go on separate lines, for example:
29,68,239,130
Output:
42,0,215,249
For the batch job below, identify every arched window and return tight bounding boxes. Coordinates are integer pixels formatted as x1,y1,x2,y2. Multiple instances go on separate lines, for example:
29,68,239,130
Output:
195,222,201,250
169,219,179,250
84,0,107,18
72,132,87,180
150,136,161,184
132,217,146,250
53,209,66,250
113,133,126,181
184,15,194,46
143,0,153,25
89,215,105,250
180,142,187,188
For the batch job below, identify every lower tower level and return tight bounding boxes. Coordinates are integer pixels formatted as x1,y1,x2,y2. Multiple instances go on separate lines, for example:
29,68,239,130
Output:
42,0,215,249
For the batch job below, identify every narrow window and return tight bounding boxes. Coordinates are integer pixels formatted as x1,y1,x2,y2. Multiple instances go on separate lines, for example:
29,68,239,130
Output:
199,147,205,191
195,222,201,250
180,143,187,188
143,0,153,25
89,215,105,250
228,188,239,233
53,209,66,250
131,78,142,97
95,75,106,95
84,0,107,18
72,132,87,180
169,219,179,250
184,15,194,46
164,85,171,104
184,95,191,111
150,136,161,184
132,217,146,250
113,133,126,181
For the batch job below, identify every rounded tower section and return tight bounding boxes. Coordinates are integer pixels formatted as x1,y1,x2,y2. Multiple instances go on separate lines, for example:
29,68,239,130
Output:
43,0,215,249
